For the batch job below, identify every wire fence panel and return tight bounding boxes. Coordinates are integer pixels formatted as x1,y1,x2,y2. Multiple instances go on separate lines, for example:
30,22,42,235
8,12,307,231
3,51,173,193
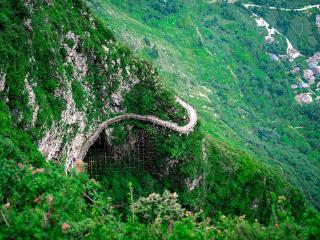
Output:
84,128,158,178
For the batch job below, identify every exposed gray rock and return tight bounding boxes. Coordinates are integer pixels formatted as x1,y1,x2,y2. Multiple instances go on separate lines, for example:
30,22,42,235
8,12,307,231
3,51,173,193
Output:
44,0,53,6
23,19,32,31
0,72,6,92
24,0,34,13
62,31,94,103
89,15,96,29
186,176,203,191
251,198,259,209
102,45,110,54
111,75,140,107
38,76,89,168
38,123,64,161
24,74,39,127
265,36,274,44
63,31,88,81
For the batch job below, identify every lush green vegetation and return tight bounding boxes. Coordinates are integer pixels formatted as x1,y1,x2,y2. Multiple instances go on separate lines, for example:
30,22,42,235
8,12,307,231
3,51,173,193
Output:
1,0,320,238
0,0,186,158
1,100,320,239
98,121,307,223
251,5,320,56
87,0,320,209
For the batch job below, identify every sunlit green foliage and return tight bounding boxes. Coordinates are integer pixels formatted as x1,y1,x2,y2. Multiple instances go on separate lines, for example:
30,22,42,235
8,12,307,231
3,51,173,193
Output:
1,0,320,238
87,0,320,209
252,6,320,56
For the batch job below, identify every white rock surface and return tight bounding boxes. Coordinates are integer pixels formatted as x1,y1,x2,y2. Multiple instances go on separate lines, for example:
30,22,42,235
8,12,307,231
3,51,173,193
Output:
38,76,89,169
186,175,203,191
0,72,6,92
24,74,39,127
64,32,88,80
23,19,32,31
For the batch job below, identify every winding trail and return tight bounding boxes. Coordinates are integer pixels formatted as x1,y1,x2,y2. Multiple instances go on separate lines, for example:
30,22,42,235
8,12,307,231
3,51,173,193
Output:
76,97,197,162
243,3,304,61
243,4,320,12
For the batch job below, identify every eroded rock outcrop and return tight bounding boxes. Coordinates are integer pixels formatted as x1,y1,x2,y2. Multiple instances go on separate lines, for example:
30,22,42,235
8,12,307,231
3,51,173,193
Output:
0,72,5,92
0,1,197,173
38,76,88,162
24,74,39,127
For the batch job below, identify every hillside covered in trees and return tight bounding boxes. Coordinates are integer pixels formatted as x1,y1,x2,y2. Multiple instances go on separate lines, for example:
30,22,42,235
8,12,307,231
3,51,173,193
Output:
87,0,320,209
0,0,320,239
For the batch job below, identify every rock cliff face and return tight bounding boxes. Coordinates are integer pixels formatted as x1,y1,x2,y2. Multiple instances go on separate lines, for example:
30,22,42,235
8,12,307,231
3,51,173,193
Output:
0,72,5,92
0,0,180,168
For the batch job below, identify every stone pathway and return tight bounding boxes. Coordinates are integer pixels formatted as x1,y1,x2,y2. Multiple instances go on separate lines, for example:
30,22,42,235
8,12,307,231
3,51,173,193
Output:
74,97,197,166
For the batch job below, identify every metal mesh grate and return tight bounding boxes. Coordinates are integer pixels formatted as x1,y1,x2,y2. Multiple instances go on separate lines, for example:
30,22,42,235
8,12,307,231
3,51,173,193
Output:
84,128,157,178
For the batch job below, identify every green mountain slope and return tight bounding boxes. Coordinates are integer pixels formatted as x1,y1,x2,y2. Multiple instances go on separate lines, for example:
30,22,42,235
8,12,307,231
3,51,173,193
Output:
0,0,320,238
248,4,320,56
86,0,320,208
0,0,187,165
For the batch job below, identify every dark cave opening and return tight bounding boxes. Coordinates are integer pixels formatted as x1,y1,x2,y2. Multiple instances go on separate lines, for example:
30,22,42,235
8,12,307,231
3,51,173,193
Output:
84,128,157,179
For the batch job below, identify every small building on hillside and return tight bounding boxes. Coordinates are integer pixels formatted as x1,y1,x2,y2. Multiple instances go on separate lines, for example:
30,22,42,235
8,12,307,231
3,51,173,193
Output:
304,69,315,84
308,52,320,65
316,15,320,28
304,69,313,78
296,93,313,104
287,47,300,60
256,18,266,27
313,66,320,76
308,62,317,69
291,66,300,74
269,53,279,61
299,81,309,88
265,36,275,44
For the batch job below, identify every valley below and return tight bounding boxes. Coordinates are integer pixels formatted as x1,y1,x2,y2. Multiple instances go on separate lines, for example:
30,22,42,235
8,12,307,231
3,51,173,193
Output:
87,0,320,208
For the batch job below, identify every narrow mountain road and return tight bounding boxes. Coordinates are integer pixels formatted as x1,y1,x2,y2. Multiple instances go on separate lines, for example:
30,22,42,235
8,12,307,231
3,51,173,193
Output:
243,3,303,60
243,4,320,12
76,97,197,161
